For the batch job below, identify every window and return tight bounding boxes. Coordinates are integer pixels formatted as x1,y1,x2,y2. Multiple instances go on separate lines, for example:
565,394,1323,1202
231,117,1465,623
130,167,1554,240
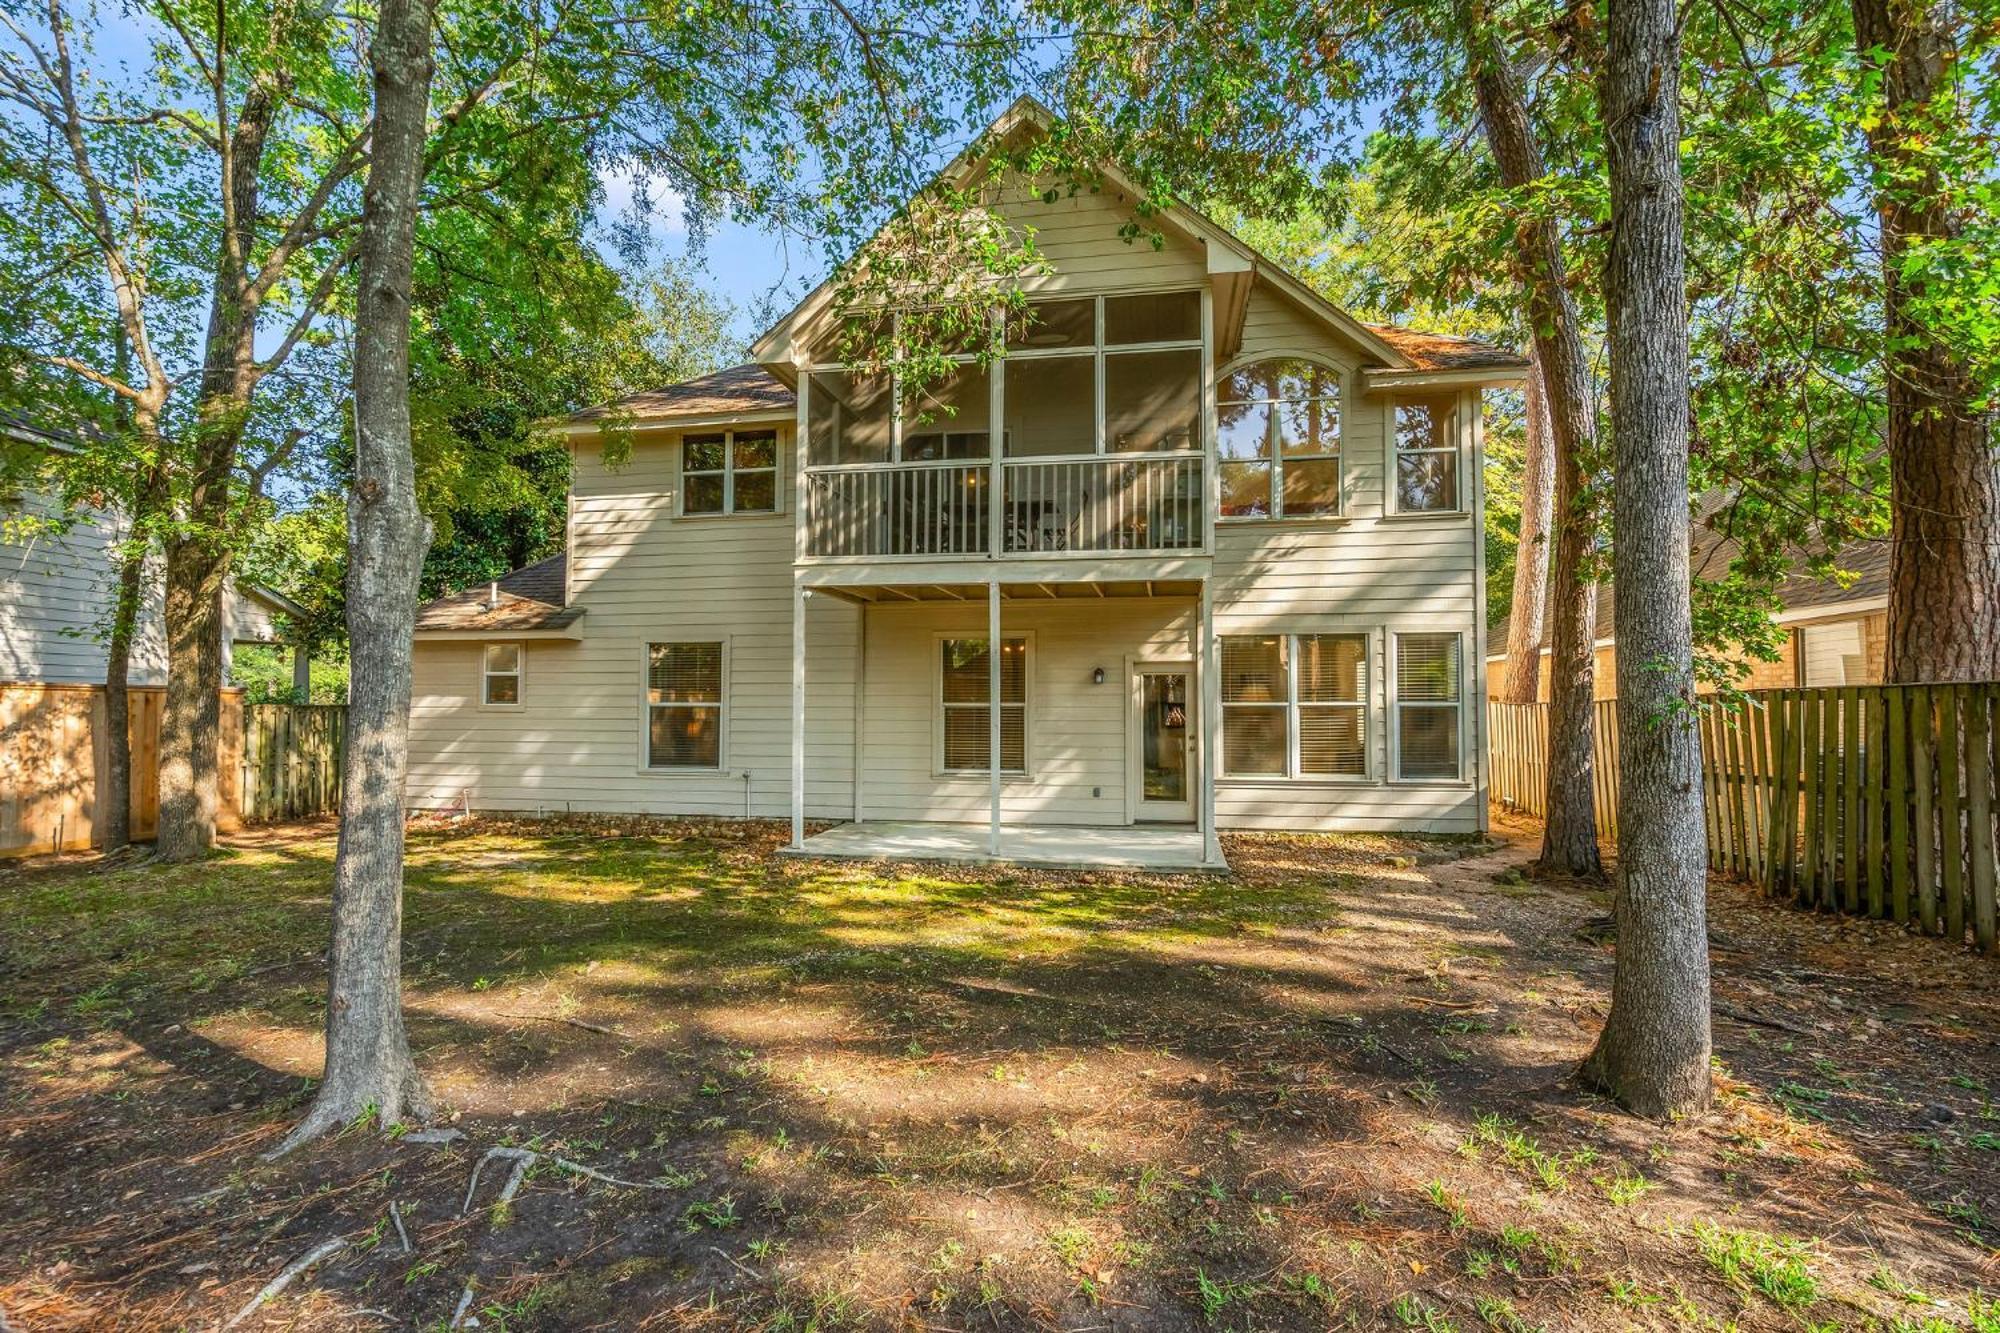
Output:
1218,360,1340,519
1798,621,1866,686
683,430,778,515
939,636,1026,773
1394,633,1463,780
482,643,521,706
1220,633,1367,777
1393,400,1460,513
647,641,723,768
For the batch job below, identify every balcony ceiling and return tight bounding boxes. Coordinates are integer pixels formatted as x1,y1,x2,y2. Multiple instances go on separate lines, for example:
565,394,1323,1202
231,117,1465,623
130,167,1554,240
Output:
816,578,1202,604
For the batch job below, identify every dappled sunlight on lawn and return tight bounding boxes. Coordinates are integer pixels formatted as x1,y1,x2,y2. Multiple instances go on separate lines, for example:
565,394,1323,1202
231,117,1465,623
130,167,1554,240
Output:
3,815,1996,1331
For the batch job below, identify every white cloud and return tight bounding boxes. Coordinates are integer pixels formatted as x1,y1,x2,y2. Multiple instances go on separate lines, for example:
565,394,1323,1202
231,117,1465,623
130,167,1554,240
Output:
595,158,687,237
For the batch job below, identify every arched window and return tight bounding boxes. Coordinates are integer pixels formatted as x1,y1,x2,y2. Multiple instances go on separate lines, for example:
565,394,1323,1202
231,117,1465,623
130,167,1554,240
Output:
1216,359,1340,519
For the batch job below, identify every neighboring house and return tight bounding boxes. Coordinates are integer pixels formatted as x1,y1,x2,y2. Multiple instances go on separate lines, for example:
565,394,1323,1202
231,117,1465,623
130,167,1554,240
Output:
1,412,306,689
407,98,1528,865
1485,530,1889,700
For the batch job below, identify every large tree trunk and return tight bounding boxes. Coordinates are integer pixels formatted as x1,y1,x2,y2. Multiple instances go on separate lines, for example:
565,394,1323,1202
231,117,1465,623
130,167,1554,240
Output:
155,536,227,860
154,45,288,862
273,0,437,1154
1502,351,1555,703
1580,0,1713,1119
1461,3,1603,876
1852,0,2000,683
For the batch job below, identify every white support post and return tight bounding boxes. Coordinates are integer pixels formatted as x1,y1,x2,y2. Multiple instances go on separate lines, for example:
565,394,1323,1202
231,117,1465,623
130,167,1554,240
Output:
988,579,1003,856
791,581,807,850
1199,577,1223,865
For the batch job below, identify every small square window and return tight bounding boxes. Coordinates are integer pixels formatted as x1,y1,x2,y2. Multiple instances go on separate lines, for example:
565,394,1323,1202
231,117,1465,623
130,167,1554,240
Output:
683,429,778,515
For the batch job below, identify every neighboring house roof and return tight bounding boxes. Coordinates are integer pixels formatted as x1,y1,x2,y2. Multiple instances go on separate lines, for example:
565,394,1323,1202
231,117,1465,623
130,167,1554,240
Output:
414,553,582,635
1488,521,1891,658
562,364,795,429
1,408,77,451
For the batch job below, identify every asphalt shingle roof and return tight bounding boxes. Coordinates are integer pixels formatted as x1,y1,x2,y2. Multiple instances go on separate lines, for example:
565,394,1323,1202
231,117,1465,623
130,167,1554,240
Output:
414,554,581,633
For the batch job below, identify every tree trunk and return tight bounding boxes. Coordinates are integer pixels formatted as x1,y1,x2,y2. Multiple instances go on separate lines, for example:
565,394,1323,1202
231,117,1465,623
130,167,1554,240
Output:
154,37,289,862
101,475,157,852
1579,0,1713,1119
155,536,226,860
1852,0,2000,683
1461,2,1603,876
273,0,437,1154
1502,350,1555,704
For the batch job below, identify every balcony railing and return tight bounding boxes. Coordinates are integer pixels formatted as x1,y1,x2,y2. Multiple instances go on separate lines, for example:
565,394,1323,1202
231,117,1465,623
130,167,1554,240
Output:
801,455,1205,560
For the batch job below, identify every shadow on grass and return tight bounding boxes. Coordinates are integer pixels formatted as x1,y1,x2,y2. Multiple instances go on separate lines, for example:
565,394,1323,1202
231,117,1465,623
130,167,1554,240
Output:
1,816,1994,1331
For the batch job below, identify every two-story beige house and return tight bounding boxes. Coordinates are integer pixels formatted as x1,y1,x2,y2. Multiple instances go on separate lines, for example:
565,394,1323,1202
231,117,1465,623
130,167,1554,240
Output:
408,100,1527,868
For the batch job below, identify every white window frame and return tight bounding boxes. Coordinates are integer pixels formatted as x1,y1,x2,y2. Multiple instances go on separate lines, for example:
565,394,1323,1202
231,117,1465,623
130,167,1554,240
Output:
800,289,1208,469
1388,629,1469,784
1219,632,1371,781
1388,399,1464,516
481,641,523,709
679,428,782,518
640,639,729,772
933,630,1033,778
1215,354,1345,522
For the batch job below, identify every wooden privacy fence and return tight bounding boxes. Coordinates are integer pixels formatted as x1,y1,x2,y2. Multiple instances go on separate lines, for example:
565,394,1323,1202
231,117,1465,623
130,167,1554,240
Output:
1486,697,1623,843
0,683,345,857
1488,686,2000,952
238,702,347,823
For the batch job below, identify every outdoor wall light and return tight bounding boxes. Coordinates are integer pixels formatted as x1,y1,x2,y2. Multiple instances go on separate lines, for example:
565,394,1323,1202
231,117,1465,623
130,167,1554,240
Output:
1092,667,1105,685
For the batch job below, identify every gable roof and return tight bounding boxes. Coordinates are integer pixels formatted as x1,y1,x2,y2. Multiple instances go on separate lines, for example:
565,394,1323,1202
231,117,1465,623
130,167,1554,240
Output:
746,95,1480,376
414,554,583,635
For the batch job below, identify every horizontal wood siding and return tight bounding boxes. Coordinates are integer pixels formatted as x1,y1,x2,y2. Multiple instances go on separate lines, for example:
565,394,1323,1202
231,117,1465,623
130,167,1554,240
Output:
857,597,1192,825
407,428,860,819
1211,285,1485,833
1,488,169,685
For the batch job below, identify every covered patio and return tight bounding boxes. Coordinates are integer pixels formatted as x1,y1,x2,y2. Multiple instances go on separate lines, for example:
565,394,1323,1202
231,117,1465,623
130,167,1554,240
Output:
788,820,1220,871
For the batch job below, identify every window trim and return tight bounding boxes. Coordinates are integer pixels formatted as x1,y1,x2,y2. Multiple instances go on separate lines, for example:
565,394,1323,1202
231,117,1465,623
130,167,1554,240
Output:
481,641,523,710
1218,631,1371,782
1388,398,1465,517
1214,353,1346,523
1388,629,1469,785
802,288,1208,468
932,629,1034,778
639,638,729,773
678,428,782,518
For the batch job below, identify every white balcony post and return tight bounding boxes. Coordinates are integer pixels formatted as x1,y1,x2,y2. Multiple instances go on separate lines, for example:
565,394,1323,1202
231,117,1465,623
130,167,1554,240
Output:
1200,576,1223,866
791,580,807,850
988,578,1002,857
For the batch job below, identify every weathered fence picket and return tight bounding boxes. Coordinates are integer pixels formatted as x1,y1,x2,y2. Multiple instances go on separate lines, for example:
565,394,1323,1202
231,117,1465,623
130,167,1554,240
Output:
238,703,347,823
1487,683,2000,953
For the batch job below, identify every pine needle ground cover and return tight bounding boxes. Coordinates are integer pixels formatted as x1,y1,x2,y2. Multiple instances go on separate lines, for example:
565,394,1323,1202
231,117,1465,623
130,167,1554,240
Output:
1,814,1995,1330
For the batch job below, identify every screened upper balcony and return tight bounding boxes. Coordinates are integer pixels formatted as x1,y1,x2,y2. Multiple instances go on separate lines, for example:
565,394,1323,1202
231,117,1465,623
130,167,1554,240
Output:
798,291,1209,560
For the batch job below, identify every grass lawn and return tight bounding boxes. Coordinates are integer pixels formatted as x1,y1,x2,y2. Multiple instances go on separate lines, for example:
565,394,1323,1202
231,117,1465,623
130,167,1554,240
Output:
2,814,1997,1331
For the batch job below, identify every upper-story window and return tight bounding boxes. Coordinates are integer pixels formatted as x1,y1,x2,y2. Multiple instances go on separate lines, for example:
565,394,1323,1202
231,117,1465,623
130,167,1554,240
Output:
803,292,1204,467
1392,399,1460,513
684,430,778,514
1217,359,1340,519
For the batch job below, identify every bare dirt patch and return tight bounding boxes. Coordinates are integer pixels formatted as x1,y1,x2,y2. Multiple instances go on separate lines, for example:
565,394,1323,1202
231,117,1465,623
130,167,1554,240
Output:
0,813,1994,1330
